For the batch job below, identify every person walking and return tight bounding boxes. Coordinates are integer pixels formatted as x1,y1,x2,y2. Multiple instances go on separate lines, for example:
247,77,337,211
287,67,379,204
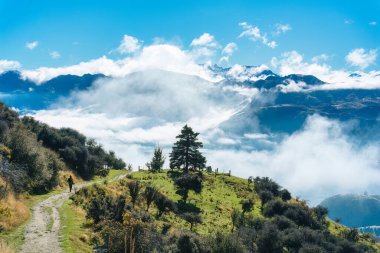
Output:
67,175,74,192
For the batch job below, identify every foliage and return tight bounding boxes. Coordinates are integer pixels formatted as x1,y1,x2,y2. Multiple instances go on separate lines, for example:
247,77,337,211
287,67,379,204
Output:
146,146,165,172
127,181,141,208
22,116,125,179
169,125,206,172
69,171,379,253
174,173,203,203
5,125,64,193
144,185,158,211
154,192,176,217
241,199,254,214
181,212,202,230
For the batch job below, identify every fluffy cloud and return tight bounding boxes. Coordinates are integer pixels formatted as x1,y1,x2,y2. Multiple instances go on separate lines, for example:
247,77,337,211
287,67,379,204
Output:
222,42,238,55
26,41,38,50
275,24,291,35
116,35,141,54
190,33,218,47
21,44,221,83
238,22,277,48
224,64,271,82
271,50,380,89
55,70,243,121
0,59,21,74
345,48,377,69
208,115,380,205
312,54,330,63
31,69,253,167
50,51,61,59
219,42,238,63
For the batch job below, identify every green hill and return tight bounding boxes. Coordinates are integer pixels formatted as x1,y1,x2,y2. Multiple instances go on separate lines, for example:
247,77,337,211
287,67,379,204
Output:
68,170,380,252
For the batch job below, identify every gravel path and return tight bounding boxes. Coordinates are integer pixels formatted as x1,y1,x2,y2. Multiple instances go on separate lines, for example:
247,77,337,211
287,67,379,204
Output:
19,174,126,253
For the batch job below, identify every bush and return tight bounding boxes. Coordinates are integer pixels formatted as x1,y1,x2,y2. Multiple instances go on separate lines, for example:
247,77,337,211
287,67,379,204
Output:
256,223,283,253
262,199,288,217
127,181,141,207
181,212,202,230
241,199,254,214
254,177,280,196
154,193,176,217
210,232,245,253
259,190,274,206
174,173,202,203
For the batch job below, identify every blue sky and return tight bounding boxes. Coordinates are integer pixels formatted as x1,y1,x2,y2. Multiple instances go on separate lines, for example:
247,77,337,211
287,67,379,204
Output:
0,0,379,70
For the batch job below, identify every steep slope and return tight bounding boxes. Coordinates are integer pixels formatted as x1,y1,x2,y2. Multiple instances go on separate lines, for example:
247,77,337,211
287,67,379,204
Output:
69,170,380,252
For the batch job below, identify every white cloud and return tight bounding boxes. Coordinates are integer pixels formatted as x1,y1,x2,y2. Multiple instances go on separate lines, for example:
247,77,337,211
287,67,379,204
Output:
190,33,218,47
238,22,277,48
21,44,221,83
31,69,253,167
208,115,380,205
26,41,38,50
219,42,238,63
217,137,240,145
275,24,291,35
0,59,21,74
312,54,330,63
244,133,269,139
369,21,377,26
345,48,377,69
222,42,238,55
116,35,141,54
50,51,61,59
271,50,380,89
225,64,270,82
277,80,307,93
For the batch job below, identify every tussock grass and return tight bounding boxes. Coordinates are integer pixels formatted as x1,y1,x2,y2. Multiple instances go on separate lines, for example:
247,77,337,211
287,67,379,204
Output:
0,193,29,230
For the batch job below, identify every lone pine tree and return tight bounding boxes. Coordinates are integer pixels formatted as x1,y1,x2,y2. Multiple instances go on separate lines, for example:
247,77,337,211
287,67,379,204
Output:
146,146,165,172
169,125,206,172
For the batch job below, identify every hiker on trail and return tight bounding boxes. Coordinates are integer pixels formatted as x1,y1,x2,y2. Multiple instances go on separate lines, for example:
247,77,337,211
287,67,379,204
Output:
67,175,74,192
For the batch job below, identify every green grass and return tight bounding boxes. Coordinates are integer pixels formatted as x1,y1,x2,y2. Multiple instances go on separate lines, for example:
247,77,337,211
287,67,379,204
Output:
0,169,129,252
59,199,93,253
112,170,262,234
45,207,53,232
0,221,25,252
0,190,61,252
57,169,129,253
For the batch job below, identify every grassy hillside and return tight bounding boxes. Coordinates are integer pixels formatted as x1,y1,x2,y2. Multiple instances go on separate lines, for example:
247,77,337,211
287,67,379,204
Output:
69,170,380,252
128,170,262,234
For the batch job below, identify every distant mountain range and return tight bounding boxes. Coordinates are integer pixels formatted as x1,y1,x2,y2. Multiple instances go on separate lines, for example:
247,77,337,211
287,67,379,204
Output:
320,194,380,236
0,71,104,109
1,66,380,140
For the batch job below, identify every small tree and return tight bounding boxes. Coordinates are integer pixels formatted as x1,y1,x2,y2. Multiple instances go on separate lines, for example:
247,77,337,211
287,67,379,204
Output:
241,199,254,214
313,206,328,222
181,212,202,230
280,189,292,202
154,193,176,217
127,181,141,208
144,185,158,211
259,190,274,206
174,173,202,203
169,125,206,172
146,146,165,172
